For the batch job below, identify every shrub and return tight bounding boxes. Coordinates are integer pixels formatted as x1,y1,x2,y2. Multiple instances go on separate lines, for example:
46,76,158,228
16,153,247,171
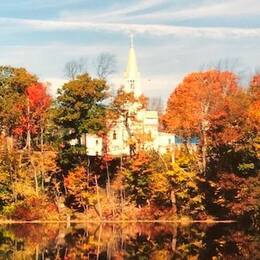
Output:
8,196,59,221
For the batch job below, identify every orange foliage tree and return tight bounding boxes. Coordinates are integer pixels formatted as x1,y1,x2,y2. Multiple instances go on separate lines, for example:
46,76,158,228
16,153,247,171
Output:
162,70,260,219
162,70,238,171
248,74,260,130
64,166,96,212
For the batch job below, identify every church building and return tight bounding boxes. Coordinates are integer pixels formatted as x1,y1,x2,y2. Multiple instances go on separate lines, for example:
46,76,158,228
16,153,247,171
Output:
84,36,176,156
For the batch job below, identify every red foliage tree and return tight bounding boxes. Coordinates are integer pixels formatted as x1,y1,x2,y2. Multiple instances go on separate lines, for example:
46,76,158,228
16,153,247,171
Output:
14,83,51,147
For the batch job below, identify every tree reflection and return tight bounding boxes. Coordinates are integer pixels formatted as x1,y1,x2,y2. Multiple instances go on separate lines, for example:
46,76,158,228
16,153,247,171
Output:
0,222,259,259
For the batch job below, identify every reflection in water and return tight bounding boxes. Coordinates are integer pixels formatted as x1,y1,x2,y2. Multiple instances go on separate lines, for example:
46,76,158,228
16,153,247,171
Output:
0,222,259,259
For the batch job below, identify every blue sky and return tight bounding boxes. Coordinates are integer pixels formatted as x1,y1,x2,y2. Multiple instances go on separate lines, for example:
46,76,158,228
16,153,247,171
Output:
0,0,260,100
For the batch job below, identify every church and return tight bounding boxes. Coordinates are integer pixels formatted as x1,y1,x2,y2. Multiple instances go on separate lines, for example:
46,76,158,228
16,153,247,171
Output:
84,36,176,156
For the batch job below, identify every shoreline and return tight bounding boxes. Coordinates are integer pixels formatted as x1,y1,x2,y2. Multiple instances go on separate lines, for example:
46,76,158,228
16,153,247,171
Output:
0,219,235,224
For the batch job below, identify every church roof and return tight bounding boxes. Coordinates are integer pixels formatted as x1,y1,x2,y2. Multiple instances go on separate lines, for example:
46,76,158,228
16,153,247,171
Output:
125,35,139,79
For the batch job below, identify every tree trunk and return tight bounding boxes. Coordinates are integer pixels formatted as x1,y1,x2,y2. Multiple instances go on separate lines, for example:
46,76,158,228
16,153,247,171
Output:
31,159,39,196
40,124,44,191
26,97,31,154
171,144,176,163
95,175,102,219
201,123,208,174
171,190,177,215
106,161,111,198
34,168,39,196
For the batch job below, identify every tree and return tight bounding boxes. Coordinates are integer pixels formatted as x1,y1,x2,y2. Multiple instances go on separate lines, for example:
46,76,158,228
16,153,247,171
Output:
203,78,259,220
162,70,238,172
248,74,260,131
64,58,88,80
94,52,117,79
0,66,37,137
54,73,108,172
55,73,108,143
114,149,205,218
64,166,96,212
107,87,148,156
201,58,248,79
149,97,164,115
13,83,52,151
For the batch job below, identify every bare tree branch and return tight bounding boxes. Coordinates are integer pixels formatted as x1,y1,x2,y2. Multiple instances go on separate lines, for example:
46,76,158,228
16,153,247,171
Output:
64,57,88,80
94,52,117,79
149,97,164,115
201,58,249,80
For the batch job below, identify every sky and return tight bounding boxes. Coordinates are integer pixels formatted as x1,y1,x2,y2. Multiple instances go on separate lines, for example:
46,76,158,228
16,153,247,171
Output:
0,0,260,101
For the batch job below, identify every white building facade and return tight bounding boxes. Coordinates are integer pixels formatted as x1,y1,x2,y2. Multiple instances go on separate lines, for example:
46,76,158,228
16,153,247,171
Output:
85,37,175,156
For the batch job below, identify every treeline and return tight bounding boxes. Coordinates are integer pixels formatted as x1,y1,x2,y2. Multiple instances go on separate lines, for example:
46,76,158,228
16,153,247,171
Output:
0,66,259,222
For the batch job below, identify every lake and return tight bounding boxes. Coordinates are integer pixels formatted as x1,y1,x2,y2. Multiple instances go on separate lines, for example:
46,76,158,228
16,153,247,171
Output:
0,222,259,259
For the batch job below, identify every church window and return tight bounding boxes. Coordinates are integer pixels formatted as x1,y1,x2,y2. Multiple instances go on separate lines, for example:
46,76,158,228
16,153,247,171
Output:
96,139,98,145
113,130,117,140
130,80,135,89
168,138,171,144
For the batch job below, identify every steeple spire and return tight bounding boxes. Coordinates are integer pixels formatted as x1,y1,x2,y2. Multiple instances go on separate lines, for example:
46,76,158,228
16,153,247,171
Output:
124,33,141,97
124,34,141,97
125,34,139,79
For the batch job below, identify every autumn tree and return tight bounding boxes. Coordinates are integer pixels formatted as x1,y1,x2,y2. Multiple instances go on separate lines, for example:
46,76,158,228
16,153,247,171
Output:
113,149,205,218
56,74,108,142
0,66,37,138
13,83,52,151
162,70,238,172
248,74,260,131
54,73,108,171
64,166,96,212
205,77,259,220
162,70,260,220
107,87,148,156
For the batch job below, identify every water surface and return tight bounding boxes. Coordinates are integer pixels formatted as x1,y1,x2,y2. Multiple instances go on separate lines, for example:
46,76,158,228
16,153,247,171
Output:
0,222,259,259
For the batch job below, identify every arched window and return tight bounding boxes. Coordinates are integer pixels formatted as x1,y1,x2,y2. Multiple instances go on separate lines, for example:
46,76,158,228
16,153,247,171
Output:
113,130,117,140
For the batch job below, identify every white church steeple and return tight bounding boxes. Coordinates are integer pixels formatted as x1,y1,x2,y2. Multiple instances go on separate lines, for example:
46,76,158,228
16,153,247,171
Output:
124,34,141,97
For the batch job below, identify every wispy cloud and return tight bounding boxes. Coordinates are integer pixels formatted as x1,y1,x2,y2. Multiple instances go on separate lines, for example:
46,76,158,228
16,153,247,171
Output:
109,0,260,22
1,17,260,38
1,0,259,99
0,0,85,9
60,0,169,21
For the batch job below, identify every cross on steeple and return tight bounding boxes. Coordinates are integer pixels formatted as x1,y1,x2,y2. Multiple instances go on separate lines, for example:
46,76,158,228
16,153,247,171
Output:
130,33,134,48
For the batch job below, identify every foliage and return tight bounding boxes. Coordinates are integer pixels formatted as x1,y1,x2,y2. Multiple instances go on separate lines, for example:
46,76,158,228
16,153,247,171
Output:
107,88,149,156
55,73,108,142
162,70,259,221
64,166,97,212
204,76,259,220
120,151,164,206
0,66,37,136
162,70,238,140
114,150,205,218
166,153,205,217
209,172,260,219
54,73,109,174
7,196,59,220
0,64,259,223
14,83,52,144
